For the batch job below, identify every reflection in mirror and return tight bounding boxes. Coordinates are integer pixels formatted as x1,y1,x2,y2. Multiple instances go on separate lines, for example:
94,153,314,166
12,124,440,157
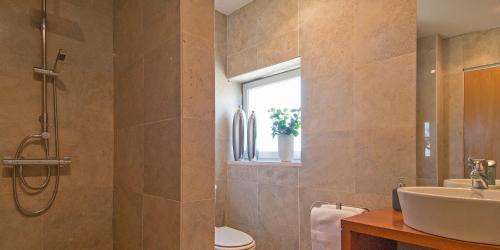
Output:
416,0,500,186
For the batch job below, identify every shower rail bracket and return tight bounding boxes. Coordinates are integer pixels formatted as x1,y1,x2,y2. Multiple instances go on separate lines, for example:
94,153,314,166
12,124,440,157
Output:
2,156,72,167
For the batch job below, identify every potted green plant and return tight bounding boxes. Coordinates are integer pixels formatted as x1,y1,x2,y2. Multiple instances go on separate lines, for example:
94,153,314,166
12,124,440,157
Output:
268,108,301,162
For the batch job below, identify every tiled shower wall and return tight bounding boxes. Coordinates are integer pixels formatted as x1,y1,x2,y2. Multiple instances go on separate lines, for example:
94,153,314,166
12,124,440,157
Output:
0,0,114,249
223,0,417,249
114,0,215,249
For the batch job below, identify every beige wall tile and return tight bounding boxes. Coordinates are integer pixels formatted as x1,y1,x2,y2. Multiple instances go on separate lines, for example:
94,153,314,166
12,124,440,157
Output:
258,184,299,235
227,2,260,56
227,180,259,227
354,128,416,195
58,128,114,189
114,188,143,250
181,199,215,249
116,125,144,193
227,46,259,77
144,38,181,123
43,187,113,249
115,0,143,70
301,73,354,134
181,118,215,201
0,193,43,250
144,119,181,201
116,58,145,129
255,0,299,41
181,0,214,42
462,28,500,69
441,36,464,74
257,30,299,69
228,164,259,182
353,0,416,65
181,33,215,120
227,0,299,77
300,132,355,192
143,194,181,250
257,165,298,187
143,0,180,55
258,230,300,250
443,73,464,178
353,53,417,130
299,0,354,79
351,192,392,209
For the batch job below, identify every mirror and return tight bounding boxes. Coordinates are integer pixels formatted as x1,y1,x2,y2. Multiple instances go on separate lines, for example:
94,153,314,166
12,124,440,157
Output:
416,0,500,186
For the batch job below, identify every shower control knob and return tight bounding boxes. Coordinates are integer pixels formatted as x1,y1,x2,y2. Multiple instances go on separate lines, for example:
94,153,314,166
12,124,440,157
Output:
41,132,50,139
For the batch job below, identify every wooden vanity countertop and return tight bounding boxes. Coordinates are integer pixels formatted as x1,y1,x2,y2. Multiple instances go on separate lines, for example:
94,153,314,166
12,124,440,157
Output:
341,208,500,250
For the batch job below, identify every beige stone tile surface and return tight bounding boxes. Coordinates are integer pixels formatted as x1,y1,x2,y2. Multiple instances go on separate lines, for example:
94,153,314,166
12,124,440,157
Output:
42,187,113,250
181,118,215,201
144,119,181,201
116,125,144,194
113,188,143,250
143,194,180,250
144,38,181,123
181,199,215,249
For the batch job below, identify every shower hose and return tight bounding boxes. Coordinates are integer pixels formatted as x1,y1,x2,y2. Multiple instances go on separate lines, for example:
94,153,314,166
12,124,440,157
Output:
12,76,60,217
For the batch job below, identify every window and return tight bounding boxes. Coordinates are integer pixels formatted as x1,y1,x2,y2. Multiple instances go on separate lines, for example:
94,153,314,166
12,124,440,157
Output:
243,69,301,160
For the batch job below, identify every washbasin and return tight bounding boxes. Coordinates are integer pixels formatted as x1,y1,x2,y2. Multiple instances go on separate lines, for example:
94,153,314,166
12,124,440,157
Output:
398,187,500,245
443,179,500,189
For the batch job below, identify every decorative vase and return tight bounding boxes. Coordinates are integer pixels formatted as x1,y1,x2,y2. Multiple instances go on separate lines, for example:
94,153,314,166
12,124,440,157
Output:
232,106,246,161
247,111,257,161
278,134,294,162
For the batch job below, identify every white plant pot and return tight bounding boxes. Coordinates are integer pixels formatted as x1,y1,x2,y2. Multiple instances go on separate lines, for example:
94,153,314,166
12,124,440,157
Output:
278,134,294,162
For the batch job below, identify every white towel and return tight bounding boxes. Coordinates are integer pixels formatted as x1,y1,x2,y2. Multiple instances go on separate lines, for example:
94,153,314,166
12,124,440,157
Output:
310,205,366,250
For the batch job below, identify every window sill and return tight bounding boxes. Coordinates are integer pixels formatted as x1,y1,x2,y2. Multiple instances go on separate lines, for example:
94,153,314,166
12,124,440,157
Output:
227,160,302,167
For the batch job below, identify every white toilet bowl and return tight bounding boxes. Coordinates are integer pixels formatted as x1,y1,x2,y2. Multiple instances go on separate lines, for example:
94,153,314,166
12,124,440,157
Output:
215,226,255,250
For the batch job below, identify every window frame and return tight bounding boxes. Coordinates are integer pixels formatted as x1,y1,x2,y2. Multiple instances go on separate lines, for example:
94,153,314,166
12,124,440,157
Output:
242,68,301,161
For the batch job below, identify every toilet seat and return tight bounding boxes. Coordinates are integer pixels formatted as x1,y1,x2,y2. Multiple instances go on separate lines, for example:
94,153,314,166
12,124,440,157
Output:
215,227,255,250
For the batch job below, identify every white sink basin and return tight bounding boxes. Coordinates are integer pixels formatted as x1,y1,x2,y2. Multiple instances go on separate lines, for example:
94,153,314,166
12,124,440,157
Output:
443,179,500,189
398,187,500,245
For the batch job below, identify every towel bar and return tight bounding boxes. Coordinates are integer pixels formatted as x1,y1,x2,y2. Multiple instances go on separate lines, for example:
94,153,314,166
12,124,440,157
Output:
310,201,369,212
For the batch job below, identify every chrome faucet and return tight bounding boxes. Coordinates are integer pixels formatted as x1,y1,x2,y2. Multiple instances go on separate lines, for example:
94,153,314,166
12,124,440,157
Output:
469,157,489,189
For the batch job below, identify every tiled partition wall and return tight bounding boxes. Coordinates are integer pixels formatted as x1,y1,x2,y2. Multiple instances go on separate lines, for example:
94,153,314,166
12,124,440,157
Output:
114,0,215,249
224,0,417,249
0,1,114,249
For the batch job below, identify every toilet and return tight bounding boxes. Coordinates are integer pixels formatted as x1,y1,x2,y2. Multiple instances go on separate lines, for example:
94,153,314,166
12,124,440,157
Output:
215,226,256,250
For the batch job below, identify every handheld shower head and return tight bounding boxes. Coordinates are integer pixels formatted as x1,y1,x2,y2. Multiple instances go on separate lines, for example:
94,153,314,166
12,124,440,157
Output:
53,49,67,71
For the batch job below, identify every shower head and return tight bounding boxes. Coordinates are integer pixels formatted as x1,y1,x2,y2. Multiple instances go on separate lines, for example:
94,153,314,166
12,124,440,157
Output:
53,49,67,71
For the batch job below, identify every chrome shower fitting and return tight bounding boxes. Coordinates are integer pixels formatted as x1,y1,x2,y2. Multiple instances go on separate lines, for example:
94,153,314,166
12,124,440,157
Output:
1,0,71,217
